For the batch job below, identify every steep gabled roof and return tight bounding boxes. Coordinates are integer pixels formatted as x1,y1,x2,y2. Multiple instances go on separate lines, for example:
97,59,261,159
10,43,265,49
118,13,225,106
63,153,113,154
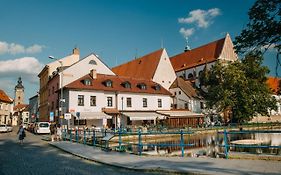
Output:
0,89,13,103
170,77,201,99
170,38,225,72
65,73,171,96
112,49,164,80
266,77,280,94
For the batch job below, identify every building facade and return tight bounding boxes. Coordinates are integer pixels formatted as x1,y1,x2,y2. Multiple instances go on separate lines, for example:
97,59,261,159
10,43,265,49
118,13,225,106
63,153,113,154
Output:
14,77,24,105
0,89,13,125
38,48,79,121
29,94,39,123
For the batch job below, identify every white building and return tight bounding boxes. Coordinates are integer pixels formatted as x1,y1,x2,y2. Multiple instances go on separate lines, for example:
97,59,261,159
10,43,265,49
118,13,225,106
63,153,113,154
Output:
64,71,171,129
170,33,238,87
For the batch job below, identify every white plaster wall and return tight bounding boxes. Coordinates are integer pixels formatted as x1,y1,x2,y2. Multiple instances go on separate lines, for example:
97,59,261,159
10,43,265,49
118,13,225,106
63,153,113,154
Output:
68,90,115,113
116,93,171,111
48,54,79,76
153,49,177,90
62,54,115,87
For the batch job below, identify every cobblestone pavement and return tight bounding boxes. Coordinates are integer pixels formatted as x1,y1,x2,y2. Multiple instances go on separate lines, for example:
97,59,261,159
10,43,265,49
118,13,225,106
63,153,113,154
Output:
0,129,165,175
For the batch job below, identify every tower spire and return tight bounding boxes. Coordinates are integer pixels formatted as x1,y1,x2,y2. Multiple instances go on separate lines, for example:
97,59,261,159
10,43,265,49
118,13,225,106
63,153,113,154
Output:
184,37,191,52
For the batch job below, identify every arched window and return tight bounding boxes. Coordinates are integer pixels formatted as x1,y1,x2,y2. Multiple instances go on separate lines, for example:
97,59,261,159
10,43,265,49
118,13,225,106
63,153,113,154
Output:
89,60,97,65
137,83,147,90
103,80,113,87
188,73,194,79
122,81,131,88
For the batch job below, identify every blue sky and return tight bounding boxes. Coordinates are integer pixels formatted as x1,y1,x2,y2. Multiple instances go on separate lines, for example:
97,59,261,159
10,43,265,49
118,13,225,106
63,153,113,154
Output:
0,0,278,102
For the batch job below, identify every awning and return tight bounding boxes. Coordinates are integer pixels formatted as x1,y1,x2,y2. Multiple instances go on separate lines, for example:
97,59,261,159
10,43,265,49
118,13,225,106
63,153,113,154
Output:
71,112,112,120
156,110,204,118
122,112,165,121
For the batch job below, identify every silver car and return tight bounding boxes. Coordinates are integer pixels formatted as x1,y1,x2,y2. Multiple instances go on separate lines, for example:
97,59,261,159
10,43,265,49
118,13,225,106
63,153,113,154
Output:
0,124,13,132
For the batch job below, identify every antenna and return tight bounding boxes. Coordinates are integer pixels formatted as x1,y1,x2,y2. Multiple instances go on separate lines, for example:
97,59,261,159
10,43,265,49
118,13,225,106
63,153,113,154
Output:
135,48,138,59
161,38,164,48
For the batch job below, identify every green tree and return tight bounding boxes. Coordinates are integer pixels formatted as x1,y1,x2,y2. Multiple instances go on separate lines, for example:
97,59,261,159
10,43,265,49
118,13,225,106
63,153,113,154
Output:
201,53,277,124
234,0,281,54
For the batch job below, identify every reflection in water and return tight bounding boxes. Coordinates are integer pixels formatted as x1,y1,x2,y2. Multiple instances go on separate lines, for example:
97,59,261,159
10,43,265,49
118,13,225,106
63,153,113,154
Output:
126,130,281,157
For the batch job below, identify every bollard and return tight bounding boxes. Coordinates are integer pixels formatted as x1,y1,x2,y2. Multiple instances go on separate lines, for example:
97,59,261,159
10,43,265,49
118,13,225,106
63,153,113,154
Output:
118,128,122,151
223,129,229,159
138,129,142,156
83,129,86,145
76,129,78,143
93,129,96,146
180,130,184,157
70,130,72,142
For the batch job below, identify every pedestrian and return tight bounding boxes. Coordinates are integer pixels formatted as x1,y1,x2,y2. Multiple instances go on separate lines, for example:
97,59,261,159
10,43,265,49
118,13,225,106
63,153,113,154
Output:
17,124,25,144
56,124,62,141
50,123,56,142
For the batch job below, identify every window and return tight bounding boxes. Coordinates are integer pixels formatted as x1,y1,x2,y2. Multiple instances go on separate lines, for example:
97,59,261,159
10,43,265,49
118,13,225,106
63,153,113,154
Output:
174,92,177,95
51,101,54,110
104,80,112,87
200,102,204,109
179,91,181,95
158,99,162,108
127,97,132,107
138,83,146,90
184,103,189,110
78,95,84,106
89,60,97,65
154,84,161,91
122,81,131,88
188,73,194,79
90,96,96,106
107,97,113,107
143,98,147,107
84,79,92,85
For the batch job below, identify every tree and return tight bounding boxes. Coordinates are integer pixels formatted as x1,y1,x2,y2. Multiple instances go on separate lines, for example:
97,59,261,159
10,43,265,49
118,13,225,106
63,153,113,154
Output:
234,0,281,54
234,0,281,76
201,53,277,124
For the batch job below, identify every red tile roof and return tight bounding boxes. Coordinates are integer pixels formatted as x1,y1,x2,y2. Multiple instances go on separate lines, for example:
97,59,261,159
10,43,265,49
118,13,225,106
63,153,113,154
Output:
170,77,201,99
13,104,29,111
0,89,13,103
170,37,225,72
266,77,280,94
65,74,172,96
112,49,164,80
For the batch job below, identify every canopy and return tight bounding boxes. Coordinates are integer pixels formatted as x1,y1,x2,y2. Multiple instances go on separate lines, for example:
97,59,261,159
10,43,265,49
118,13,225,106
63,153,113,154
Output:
122,112,165,121
71,112,112,120
156,110,204,118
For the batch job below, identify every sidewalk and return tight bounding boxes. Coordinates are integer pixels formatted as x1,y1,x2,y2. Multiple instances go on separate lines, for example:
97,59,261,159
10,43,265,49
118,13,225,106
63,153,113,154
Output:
49,141,281,175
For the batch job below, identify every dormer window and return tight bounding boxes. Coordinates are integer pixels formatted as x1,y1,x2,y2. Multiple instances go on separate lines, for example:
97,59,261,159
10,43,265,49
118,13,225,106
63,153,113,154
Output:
103,80,113,87
83,79,92,86
154,84,161,91
137,83,147,90
122,81,131,88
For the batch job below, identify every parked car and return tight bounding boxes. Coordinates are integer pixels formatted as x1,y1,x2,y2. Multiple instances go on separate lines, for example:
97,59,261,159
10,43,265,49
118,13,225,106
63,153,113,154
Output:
34,122,50,134
0,124,13,133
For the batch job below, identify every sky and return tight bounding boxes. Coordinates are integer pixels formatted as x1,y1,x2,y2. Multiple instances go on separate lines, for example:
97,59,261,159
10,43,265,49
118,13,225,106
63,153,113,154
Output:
0,0,278,103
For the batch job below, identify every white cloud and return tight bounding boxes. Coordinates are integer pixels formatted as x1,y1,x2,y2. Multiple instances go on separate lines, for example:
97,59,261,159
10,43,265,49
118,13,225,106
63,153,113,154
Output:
0,41,44,55
179,28,195,38
178,8,221,28
0,57,43,83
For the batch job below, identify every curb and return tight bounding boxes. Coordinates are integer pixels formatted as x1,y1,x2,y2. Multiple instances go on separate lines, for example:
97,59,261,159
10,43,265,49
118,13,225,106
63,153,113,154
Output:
48,142,205,175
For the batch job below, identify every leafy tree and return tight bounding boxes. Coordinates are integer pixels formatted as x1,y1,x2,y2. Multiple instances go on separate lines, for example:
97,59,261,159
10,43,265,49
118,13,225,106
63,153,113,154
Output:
201,53,277,124
234,0,281,54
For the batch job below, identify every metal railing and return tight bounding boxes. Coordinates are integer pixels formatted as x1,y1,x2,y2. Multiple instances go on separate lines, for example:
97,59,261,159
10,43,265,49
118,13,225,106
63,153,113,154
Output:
218,129,281,159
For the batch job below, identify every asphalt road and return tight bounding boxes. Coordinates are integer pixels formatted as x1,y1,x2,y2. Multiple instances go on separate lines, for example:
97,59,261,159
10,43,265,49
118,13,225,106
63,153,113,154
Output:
0,129,164,175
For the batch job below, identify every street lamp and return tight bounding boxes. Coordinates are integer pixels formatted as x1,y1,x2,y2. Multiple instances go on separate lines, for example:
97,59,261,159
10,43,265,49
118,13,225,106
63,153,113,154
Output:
49,56,64,125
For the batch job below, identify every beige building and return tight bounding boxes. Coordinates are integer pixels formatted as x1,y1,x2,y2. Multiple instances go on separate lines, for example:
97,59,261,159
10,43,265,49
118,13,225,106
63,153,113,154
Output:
14,77,24,105
0,89,13,125
38,48,79,121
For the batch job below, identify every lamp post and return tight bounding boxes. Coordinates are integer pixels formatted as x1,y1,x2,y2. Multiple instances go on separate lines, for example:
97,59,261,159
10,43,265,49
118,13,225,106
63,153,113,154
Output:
49,56,64,126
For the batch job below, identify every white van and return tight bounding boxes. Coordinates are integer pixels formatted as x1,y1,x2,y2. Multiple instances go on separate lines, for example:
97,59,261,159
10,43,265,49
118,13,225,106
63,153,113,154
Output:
35,122,50,134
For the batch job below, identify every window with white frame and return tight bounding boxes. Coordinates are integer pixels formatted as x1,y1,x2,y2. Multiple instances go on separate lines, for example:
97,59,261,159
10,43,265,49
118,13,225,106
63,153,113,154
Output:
143,98,147,107
158,99,162,108
107,97,113,107
78,95,84,106
127,97,132,107
90,96,96,106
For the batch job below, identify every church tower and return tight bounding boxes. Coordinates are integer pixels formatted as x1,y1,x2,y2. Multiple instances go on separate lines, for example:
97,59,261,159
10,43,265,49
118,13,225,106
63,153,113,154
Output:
14,77,24,105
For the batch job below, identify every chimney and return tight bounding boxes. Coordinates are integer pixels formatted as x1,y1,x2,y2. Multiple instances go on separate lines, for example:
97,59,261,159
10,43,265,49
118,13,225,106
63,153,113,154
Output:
72,47,79,55
90,69,97,79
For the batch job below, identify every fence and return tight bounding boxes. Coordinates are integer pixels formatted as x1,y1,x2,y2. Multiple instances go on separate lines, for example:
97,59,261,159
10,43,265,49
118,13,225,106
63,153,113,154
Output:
218,129,281,159
62,128,194,157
